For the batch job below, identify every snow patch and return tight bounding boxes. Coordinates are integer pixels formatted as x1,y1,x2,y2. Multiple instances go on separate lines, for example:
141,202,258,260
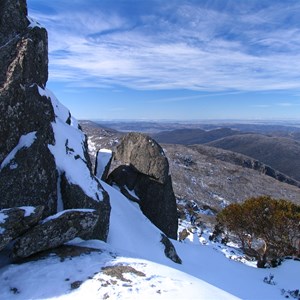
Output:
9,162,18,170
56,173,63,212
0,131,37,170
95,149,112,179
49,119,103,201
103,181,169,264
0,213,8,224
124,186,140,201
38,86,104,201
87,137,97,158
38,87,70,124
27,17,43,29
0,245,237,300
0,212,8,234
19,206,36,217
42,209,95,224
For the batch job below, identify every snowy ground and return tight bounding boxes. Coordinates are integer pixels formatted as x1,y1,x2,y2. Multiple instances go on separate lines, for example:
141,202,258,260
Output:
0,180,299,300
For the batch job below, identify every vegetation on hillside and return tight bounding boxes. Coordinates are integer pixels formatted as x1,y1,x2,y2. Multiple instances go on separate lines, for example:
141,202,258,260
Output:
216,196,300,267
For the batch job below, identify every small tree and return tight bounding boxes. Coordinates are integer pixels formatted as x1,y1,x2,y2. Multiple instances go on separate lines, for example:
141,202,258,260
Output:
217,196,300,267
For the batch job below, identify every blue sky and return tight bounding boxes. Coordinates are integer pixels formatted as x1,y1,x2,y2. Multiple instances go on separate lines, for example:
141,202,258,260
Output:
27,0,300,121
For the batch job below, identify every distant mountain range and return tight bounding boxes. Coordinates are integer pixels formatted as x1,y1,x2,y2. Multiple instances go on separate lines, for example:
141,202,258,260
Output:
80,121,300,211
94,120,300,136
147,124,300,183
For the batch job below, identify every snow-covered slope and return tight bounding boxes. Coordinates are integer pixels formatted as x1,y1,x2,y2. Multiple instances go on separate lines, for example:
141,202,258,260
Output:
0,174,299,299
102,181,300,300
39,87,105,203
0,240,236,300
0,179,236,299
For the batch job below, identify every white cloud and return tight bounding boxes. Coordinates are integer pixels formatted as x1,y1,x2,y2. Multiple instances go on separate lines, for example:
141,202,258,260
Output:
30,1,300,93
148,91,244,103
251,102,300,109
276,102,300,107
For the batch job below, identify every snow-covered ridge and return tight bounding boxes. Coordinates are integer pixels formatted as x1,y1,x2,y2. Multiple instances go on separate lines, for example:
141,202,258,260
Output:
38,86,104,201
38,87,70,125
0,131,37,170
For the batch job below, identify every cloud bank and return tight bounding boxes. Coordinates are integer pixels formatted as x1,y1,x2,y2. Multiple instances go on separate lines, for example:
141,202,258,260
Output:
29,0,300,92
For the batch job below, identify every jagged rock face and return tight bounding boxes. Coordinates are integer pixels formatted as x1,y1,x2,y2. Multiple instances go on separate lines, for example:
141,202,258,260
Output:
0,206,44,251
0,0,49,163
0,0,29,44
12,209,99,258
108,133,178,239
0,0,110,241
0,0,57,216
0,0,48,89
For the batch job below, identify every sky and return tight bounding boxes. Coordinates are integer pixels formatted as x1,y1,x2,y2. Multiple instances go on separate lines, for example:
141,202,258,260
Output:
27,0,300,121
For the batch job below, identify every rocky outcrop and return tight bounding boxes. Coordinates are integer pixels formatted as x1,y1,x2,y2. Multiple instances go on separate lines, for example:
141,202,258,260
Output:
0,206,44,251
0,0,110,244
0,0,49,160
108,133,178,240
160,234,182,264
0,0,57,216
12,209,99,258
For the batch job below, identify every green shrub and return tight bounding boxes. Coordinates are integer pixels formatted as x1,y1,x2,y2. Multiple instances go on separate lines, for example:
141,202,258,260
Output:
217,196,300,267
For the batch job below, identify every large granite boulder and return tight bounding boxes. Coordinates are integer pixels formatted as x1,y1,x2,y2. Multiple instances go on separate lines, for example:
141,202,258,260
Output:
113,132,169,184
0,206,44,251
108,133,178,240
12,209,99,258
0,0,110,241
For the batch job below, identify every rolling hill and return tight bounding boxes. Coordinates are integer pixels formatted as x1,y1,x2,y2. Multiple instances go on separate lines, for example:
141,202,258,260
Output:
207,134,300,182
